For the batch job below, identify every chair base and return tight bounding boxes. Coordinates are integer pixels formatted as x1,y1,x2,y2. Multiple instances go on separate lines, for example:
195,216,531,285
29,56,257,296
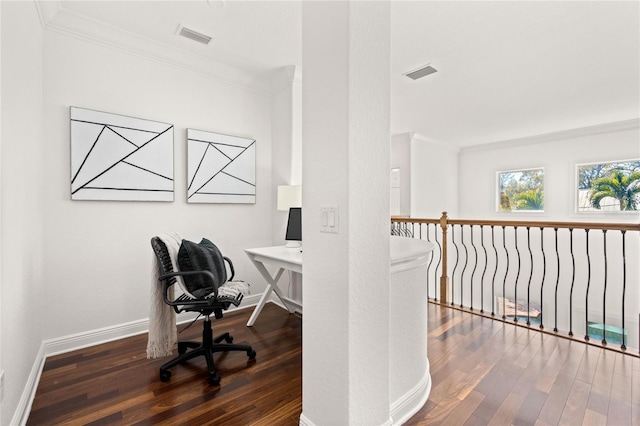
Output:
159,317,256,386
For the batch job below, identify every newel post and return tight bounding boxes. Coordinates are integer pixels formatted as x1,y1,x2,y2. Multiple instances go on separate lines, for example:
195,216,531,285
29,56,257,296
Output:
439,211,450,304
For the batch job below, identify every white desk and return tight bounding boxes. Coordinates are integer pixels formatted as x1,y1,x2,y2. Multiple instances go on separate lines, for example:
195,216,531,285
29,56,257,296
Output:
244,245,302,326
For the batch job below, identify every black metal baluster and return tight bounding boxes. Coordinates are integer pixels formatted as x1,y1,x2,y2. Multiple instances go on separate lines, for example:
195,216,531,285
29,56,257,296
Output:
480,225,488,314
569,228,575,337
539,227,546,330
426,224,433,300
621,230,627,351
513,227,520,323
554,228,560,332
584,229,591,342
470,225,478,310
433,227,442,302
601,230,608,345
502,226,509,320
452,225,459,306
491,226,498,317
461,226,468,308
526,227,533,326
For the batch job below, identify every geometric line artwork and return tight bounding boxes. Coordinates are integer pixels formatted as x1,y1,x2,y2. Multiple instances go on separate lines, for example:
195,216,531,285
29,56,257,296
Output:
70,107,174,201
187,128,256,204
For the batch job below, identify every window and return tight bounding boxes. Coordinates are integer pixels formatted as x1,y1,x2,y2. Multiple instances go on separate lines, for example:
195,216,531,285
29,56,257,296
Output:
497,168,544,212
577,159,640,212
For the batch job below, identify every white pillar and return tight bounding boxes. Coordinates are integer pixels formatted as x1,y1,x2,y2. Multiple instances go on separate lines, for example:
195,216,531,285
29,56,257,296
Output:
301,2,391,425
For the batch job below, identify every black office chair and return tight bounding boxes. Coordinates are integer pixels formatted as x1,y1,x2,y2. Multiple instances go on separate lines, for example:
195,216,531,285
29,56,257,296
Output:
150,236,256,386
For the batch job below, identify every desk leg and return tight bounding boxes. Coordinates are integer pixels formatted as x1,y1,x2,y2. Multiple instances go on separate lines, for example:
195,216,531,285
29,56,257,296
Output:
246,262,295,326
246,283,275,327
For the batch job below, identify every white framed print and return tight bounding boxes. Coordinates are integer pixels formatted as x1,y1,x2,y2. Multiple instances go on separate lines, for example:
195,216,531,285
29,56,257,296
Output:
70,107,174,201
187,129,256,204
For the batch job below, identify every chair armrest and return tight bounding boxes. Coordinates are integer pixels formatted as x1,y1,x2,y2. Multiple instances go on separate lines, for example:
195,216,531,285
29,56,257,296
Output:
224,257,235,281
158,270,220,308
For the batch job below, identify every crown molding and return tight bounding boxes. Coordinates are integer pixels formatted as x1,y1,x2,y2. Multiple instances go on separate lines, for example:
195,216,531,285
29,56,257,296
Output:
410,132,460,153
270,65,302,95
462,118,640,153
34,0,273,95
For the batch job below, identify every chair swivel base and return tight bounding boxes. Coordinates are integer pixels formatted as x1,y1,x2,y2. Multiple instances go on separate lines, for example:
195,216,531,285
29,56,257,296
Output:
159,317,256,386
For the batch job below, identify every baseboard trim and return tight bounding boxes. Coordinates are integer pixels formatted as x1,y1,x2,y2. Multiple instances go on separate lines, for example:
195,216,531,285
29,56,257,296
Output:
273,295,303,314
14,294,272,425
12,342,46,426
390,363,432,425
14,294,264,425
299,363,430,426
43,293,263,357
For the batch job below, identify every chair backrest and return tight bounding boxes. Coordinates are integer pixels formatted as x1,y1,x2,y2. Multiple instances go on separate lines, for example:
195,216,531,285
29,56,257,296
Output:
151,237,176,287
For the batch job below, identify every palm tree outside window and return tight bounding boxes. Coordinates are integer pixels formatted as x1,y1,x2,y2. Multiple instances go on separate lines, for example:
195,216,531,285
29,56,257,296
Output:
577,160,640,212
497,168,545,212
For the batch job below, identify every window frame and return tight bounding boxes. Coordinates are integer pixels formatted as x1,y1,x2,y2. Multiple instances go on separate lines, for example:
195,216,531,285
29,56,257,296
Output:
496,167,545,213
575,158,640,214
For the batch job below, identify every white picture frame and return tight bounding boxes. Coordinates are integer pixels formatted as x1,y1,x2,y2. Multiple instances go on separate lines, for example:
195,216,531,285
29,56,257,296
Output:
70,107,174,201
187,129,256,204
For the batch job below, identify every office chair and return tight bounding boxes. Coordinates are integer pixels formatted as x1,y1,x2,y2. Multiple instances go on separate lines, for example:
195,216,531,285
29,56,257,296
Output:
150,236,256,386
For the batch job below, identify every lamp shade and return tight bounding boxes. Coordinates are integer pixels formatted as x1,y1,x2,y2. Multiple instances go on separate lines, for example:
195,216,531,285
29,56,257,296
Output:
277,185,302,211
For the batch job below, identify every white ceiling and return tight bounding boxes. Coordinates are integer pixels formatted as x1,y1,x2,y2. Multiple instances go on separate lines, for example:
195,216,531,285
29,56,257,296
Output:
46,1,639,147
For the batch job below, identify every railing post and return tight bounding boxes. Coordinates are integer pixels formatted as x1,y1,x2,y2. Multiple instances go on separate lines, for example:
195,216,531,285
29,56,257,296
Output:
439,211,450,304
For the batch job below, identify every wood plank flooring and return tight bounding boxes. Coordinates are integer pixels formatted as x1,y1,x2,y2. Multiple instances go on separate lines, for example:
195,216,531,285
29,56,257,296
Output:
28,302,639,425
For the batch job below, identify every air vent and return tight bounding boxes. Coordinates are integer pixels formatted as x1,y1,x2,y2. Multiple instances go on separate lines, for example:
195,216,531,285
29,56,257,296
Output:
404,64,438,80
176,24,212,45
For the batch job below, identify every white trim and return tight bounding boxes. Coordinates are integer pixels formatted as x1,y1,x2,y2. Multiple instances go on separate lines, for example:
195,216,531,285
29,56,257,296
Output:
463,119,640,153
411,132,460,153
43,294,262,357
390,363,432,425
13,294,263,424
300,368,430,426
33,1,272,95
272,295,303,314
298,413,316,426
11,342,46,426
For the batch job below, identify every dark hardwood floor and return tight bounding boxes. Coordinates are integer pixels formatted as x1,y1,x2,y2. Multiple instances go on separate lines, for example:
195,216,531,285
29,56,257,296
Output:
28,302,639,425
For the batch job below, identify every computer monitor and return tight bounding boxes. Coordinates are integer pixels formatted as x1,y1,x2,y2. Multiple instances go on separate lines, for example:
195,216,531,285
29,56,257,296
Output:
285,207,302,248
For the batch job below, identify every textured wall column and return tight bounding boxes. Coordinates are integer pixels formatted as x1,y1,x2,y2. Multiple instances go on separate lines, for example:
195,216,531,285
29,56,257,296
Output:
301,2,391,425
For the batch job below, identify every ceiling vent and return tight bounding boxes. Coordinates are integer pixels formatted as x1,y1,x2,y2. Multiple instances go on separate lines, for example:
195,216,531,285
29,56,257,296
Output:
404,64,438,80
176,24,212,45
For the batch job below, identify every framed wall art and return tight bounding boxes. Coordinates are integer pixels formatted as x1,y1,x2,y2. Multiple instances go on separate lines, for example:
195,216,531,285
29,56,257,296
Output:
70,107,174,201
187,129,256,204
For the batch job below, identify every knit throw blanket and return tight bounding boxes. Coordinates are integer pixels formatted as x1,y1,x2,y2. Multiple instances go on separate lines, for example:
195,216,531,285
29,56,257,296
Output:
146,233,183,359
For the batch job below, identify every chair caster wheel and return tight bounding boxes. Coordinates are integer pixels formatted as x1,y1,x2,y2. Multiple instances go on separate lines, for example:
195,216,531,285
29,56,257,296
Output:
178,343,187,354
209,374,221,386
226,336,233,343
160,370,171,382
248,350,257,360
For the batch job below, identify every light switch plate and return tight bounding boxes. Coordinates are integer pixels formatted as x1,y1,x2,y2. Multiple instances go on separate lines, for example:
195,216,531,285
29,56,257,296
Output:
320,205,339,234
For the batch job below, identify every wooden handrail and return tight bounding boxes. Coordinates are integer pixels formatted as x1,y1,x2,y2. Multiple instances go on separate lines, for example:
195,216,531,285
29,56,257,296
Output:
391,212,640,354
391,215,640,232
392,212,640,307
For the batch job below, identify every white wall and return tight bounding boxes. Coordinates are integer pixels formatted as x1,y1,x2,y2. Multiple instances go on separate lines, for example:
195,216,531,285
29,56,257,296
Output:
391,132,459,219
270,66,303,305
41,29,273,340
458,121,640,222
391,133,411,216
1,2,45,424
456,122,640,349
410,134,459,218
301,2,391,424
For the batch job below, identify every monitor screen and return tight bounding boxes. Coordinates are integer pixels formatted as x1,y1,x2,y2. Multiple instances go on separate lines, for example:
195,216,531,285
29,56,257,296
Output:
285,207,302,241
